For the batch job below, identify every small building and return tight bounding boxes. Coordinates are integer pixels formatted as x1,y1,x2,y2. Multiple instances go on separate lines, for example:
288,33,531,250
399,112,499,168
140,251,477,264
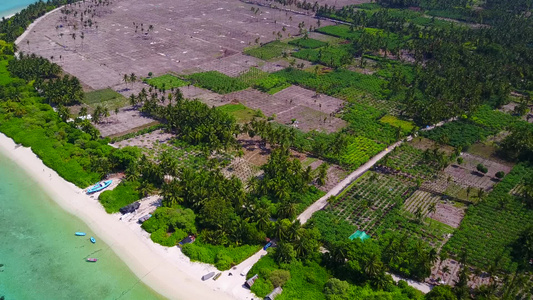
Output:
265,287,282,300
245,274,258,288
178,235,196,247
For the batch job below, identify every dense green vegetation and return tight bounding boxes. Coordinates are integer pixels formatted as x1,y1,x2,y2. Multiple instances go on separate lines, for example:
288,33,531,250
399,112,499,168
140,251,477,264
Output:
186,71,248,94
443,164,533,272
288,37,327,49
98,180,141,213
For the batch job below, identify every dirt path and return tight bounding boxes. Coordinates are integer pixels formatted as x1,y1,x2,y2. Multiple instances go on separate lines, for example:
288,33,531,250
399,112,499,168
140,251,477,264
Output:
297,140,403,223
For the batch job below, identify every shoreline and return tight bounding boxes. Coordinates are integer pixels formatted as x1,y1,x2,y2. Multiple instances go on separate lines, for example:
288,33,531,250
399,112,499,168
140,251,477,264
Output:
0,133,237,300
15,6,63,45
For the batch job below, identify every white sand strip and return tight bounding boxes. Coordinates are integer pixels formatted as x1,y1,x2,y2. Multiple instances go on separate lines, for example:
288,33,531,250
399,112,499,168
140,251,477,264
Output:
0,133,237,300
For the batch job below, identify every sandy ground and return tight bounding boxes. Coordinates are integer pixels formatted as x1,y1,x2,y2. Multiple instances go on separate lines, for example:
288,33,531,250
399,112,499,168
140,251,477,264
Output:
0,133,253,300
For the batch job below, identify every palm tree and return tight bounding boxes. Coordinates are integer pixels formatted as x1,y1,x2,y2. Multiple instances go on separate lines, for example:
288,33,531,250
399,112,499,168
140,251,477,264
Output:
78,106,88,118
129,73,137,88
123,74,129,86
365,253,384,279
466,186,472,201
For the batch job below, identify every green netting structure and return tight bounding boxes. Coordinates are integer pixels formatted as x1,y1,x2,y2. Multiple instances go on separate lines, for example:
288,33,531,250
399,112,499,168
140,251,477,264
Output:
349,230,371,242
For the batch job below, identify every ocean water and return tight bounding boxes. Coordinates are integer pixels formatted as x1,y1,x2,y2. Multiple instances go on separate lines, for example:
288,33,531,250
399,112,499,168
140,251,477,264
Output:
0,151,164,299
0,0,41,19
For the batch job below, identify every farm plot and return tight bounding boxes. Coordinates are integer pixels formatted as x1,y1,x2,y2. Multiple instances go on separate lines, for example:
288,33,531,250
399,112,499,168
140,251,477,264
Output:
82,88,129,112
273,85,345,115
20,0,330,90
186,71,249,94
276,105,347,133
222,157,261,184
443,164,533,271
443,165,499,192
244,41,295,60
326,172,414,235
113,129,174,150
93,107,157,137
334,87,402,116
144,74,188,90
379,143,442,179
458,153,513,179
226,89,346,133
431,202,465,228
403,190,442,217
197,54,263,77
178,85,227,107
341,137,385,169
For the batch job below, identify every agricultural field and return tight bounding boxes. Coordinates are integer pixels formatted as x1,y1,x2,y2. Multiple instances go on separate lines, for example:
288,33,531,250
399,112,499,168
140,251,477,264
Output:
186,71,249,94
340,136,385,169
217,103,262,123
244,41,294,60
144,74,188,90
82,88,129,111
443,164,533,272
288,38,328,49
378,143,443,179
291,44,352,68
326,172,414,235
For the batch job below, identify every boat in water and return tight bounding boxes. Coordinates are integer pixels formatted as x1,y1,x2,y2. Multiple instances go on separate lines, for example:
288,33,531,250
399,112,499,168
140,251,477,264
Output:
86,258,98,262
86,180,113,194
75,232,86,236
90,237,96,243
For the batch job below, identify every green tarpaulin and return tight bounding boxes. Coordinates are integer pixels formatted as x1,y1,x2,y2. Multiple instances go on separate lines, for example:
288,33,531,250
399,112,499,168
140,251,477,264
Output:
349,230,371,241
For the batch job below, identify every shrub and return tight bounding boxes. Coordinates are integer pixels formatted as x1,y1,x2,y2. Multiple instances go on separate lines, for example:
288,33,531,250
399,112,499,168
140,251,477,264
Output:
457,157,463,164
215,252,234,270
269,269,291,287
495,171,505,178
476,163,488,174
98,180,141,213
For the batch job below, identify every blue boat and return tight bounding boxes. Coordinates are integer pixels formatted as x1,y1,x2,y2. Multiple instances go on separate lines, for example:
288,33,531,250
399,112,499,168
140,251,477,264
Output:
86,180,113,194
75,232,86,236
90,237,96,244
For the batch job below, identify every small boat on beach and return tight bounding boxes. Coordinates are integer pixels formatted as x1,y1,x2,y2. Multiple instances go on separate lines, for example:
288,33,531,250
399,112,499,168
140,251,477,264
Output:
75,232,86,236
86,258,98,262
202,272,215,281
86,180,113,194
90,237,96,243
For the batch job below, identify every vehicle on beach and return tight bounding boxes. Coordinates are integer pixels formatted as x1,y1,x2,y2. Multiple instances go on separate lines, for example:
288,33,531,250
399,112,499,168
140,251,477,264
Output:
241,265,252,276
202,272,215,281
75,232,86,236
213,273,222,280
138,214,152,224
263,242,272,250
90,237,96,243
86,180,113,194
86,258,98,262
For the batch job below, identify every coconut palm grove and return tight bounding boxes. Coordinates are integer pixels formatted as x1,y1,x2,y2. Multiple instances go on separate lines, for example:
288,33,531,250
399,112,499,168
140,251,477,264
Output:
0,0,532,299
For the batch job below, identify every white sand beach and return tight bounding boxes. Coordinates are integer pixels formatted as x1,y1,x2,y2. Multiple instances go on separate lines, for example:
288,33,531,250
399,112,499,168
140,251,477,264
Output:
0,133,244,300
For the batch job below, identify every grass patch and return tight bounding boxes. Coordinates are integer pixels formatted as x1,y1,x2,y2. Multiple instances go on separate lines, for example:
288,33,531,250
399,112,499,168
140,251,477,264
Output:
288,38,327,49
217,103,261,123
380,115,416,132
98,180,142,213
244,41,294,60
144,74,188,90
83,88,129,111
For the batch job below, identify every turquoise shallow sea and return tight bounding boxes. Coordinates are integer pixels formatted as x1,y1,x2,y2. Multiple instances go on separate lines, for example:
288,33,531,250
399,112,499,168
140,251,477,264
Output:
0,151,163,299
0,0,41,19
